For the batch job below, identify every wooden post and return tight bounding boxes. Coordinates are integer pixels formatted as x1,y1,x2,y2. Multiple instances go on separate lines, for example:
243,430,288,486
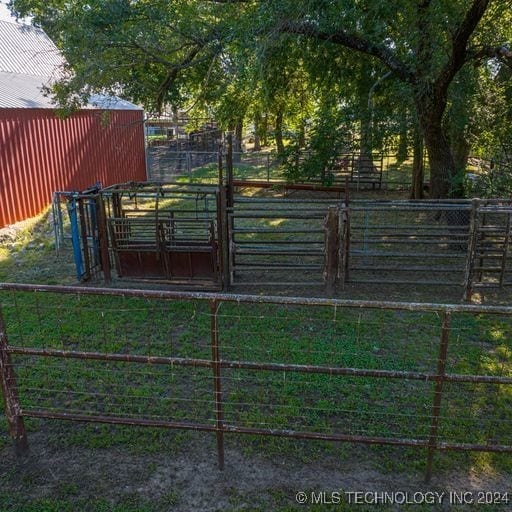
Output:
425,311,451,483
0,306,28,456
324,206,339,296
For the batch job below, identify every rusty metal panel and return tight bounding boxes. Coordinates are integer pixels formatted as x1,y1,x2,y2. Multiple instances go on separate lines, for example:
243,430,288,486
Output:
0,108,146,228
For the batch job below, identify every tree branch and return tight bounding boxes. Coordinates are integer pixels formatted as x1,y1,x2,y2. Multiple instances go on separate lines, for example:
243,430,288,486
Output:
467,44,512,67
156,46,203,110
279,20,415,84
437,0,490,92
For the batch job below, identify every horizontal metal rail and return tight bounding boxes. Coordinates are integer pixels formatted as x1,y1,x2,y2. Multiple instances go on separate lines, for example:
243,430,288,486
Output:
3,282,512,314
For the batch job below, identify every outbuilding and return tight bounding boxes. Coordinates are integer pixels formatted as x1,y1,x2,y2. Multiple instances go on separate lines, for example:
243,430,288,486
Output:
0,4,146,228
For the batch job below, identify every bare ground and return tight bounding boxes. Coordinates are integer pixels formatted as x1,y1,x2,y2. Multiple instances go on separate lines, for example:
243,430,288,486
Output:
2,428,511,511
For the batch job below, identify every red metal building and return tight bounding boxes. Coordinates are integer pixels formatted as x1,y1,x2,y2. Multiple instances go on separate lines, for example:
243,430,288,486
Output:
0,12,146,228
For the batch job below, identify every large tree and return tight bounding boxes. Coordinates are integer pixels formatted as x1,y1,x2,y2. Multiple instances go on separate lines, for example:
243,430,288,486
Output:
268,0,512,197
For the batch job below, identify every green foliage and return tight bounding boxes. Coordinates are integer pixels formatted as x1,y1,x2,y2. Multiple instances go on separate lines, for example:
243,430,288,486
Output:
9,0,512,196
281,105,350,185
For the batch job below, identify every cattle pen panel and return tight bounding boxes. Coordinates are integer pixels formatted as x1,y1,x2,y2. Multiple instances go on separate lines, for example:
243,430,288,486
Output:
227,197,331,286
347,202,471,286
101,183,222,287
1,284,512,481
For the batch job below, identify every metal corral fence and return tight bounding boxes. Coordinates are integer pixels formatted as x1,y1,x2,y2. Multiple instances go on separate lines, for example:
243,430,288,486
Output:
347,200,471,286
1,283,512,481
227,197,506,294
147,149,276,182
146,149,430,191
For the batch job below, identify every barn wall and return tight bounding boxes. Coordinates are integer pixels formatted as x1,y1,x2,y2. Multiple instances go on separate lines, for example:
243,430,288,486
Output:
0,108,146,227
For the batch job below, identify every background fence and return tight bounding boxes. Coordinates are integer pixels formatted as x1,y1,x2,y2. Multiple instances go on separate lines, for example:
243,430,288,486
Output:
1,283,512,481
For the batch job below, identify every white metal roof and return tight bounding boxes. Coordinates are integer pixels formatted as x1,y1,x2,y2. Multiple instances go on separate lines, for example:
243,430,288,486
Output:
0,70,56,108
0,20,64,77
0,5,141,110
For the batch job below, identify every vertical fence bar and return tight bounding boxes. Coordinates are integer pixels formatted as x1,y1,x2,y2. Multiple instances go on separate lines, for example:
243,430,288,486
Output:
499,211,511,287
78,198,91,281
218,186,230,290
324,207,340,296
0,305,28,456
97,195,111,284
217,145,223,185
425,311,451,483
463,199,479,301
226,133,234,209
344,177,351,283
478,209,487,282
210,299,225,470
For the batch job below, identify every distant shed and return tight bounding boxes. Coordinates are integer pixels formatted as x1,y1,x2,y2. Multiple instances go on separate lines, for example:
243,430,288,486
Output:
0,14,146,228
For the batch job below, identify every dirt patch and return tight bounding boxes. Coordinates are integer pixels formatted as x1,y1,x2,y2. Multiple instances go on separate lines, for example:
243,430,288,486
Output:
2,430,511,511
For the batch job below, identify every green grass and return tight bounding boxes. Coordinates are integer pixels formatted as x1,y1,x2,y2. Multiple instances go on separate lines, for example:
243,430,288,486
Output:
0,289,511,478
0,493,162,512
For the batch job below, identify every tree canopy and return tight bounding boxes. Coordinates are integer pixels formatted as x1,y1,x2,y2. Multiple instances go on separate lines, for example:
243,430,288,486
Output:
10,0,512,197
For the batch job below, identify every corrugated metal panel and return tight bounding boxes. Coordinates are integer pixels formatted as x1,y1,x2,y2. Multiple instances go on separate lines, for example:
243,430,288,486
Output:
0,71,55,108
0,20,64,77
0,108,147,227
0,71,145,109
0,18,143,109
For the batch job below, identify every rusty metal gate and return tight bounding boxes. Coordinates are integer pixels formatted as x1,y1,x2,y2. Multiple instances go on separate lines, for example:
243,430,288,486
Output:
102,183,221,288
464,200,512,299
226,197,476,292
109,216,219,285
227,197,329,287
346,201,471,286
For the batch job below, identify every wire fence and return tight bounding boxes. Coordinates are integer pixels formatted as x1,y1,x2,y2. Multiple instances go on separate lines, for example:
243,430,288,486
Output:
1,283,512,481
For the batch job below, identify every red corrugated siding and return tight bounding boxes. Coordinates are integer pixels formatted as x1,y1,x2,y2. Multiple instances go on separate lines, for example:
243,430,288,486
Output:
0,108,146,227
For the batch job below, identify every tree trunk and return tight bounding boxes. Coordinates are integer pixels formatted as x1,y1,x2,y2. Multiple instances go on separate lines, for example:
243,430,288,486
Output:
410,124,424,199
275,109,285,155
234,119,243,163
253,113,261,151
261,114,268,147
423,127,455,198
298,121,306,148
451,135,471,191
415,92,458,199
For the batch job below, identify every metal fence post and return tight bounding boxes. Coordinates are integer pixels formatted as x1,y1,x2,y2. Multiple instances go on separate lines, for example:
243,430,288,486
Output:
0,305,29,456
186,151,192,179
425,311,451,483
210,299,225,470
218,186,230,290
226,133,234,208
324,207,340,296
97,195,111,284
217,144,223,185
463,199,479,302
